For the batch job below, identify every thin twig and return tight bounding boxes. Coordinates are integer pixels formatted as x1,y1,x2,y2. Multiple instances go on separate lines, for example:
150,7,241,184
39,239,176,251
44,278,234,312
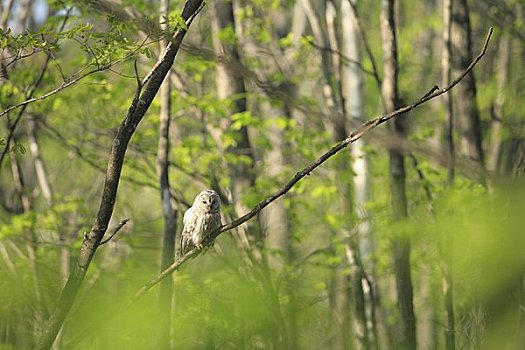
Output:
99,219,130,245
41,122,159,189
0,38,154,119
0,9,75,169
128,27,494,305
133,59,141,88
309,41,378,78
347,0,382,87
0,66,101,119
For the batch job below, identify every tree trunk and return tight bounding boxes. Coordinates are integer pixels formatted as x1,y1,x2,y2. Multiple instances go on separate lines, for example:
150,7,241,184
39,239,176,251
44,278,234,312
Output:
36,2,204,348
259,103,295,346
312,3,355,348
227,2,299,346
156,0,178,348
303,1,374,347
380,1,416,349
442,0,455,184
262,121,291,269
26,115,53,205
488,33,510,173
6,116,45,348
340,1,377,348
301,0,345,140
211,0,256,250
441,1,457,349
331,262,352,350
451,0,484,167
26,114,67,350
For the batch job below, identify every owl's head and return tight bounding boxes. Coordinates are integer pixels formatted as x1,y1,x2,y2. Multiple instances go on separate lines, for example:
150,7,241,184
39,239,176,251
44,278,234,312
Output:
194,189,221,213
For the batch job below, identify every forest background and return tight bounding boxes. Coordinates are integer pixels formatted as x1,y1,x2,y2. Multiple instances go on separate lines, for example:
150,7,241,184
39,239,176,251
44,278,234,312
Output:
1,0,524,349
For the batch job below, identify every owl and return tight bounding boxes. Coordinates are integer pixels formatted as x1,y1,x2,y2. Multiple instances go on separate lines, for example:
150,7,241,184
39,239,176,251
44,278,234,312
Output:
180,189,222,255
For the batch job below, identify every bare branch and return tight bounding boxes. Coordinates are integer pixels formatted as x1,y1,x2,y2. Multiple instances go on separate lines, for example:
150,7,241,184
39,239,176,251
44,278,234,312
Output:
128,27,494,305
308,41,378,78
99,218,130,245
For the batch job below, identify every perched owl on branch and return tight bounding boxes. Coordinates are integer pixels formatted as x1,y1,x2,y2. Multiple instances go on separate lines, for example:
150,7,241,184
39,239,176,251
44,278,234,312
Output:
180,189,222,256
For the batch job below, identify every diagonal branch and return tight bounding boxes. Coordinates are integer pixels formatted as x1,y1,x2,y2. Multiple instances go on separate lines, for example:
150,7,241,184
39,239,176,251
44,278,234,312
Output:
99,218,130,245
129,27,493,305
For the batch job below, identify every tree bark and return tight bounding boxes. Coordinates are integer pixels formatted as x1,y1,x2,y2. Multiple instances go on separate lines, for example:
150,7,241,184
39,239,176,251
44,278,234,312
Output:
303,2,373,347
26,114,68,350
5,116,45,348
262,119,291,269
211,0,256,250
156,0,178,348
301,0,345,140
259,104,295,346
316,3,356,349
441,2,457,349
442,0,455,184
26,115,53,205
380,1,416,349
35,2,204,349
488,33,510,173
340,1,377,348
331,263,352,350
451,0,484,166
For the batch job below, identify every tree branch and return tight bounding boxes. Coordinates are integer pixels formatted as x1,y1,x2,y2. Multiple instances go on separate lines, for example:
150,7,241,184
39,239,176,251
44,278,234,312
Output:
99,218,130,245
128,27,493,305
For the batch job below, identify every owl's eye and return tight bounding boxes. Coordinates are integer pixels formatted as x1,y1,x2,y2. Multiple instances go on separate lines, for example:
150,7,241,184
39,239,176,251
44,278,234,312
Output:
202,199,207,204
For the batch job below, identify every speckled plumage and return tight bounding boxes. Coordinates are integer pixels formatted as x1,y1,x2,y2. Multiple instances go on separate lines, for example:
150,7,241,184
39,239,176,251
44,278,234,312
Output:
180,190,222,255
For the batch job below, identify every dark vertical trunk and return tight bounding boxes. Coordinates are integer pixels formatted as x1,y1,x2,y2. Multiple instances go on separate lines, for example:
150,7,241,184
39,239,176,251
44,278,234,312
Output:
442,0,455,184
451,0,484,166
156,0,177,348
441,1,456,349
380,1,416,349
